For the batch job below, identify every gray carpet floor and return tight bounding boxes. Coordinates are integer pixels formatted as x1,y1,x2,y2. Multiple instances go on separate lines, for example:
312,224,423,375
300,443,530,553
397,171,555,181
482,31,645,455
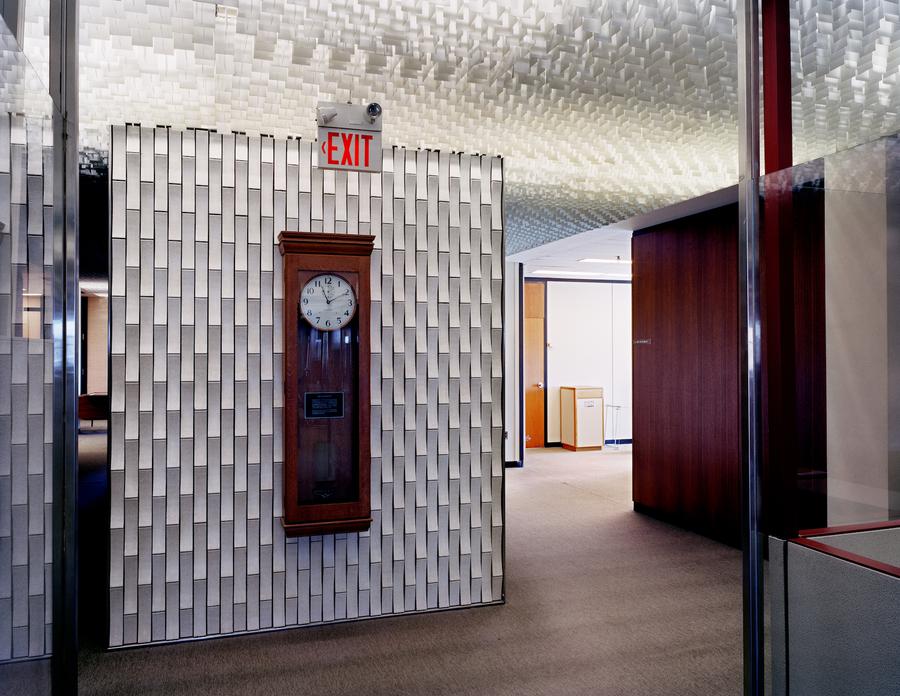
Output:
7,447,745,695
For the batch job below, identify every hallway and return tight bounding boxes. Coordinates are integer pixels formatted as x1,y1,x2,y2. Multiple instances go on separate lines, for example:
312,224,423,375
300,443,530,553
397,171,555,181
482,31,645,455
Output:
78,449,742,696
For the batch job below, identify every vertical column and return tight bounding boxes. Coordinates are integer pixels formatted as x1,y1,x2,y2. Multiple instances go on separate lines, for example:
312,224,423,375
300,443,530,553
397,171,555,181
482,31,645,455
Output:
23,118,45,658
215,131,235,637
157,126,181,642
0,113,14,661
173,128,194,641
269,137,285,628
737,0,765,692
456,152,471,607
490,156,504,601
378,148,395,616
282,139,298,627
256,135,275,630
142,126,167,644
107,124,126,647
431,148,450,611
441,152,460,609
119,124,143,645
468,155,482,605
363,159,383,619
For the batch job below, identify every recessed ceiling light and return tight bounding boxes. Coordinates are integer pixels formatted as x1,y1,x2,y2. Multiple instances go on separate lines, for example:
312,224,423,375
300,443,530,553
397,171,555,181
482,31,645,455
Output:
579,257,632,264
80,280,109,294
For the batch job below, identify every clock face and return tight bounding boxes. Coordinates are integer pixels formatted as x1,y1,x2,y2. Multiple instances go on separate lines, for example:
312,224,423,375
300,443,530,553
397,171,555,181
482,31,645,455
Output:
300,273,358,331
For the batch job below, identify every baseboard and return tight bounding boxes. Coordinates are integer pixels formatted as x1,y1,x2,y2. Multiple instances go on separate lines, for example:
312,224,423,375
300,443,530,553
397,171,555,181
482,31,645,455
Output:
504,460,523,468
544,441,562,448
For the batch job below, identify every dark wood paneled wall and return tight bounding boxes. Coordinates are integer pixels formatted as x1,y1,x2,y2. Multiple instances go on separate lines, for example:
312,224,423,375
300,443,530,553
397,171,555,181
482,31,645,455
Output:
632,193,827,546
632,204,741,545
761,182,827,535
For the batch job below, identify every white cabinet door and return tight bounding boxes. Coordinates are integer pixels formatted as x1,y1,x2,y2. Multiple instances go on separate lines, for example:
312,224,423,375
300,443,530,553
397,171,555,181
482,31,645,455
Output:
576,398,604,447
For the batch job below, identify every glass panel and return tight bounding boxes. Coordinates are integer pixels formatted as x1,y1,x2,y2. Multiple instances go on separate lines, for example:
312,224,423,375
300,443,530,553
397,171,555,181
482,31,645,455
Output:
767,4,900,689
0,3,57,694
765,134,900,695
761,136,899,530
295,272,359,505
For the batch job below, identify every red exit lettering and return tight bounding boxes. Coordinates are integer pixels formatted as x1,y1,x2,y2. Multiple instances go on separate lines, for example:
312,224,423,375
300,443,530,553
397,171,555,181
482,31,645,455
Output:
321,130,374,169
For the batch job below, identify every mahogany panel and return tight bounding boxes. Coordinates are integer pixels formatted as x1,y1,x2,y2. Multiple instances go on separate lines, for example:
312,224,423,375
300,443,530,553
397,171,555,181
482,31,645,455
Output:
791,538,900,580
799,519,900,538
760,183,827,536
632,204,741,545
762,0,793,173
633,190,827,544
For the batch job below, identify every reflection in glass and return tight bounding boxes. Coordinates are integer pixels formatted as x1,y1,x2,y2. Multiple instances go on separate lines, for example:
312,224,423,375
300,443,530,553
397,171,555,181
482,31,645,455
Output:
0,5,55,694
768,134,900,695
295,318,359,506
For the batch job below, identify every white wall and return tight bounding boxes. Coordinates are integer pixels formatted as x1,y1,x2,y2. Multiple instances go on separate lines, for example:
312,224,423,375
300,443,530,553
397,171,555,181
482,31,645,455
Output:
86,295,109,394
545,281,632,444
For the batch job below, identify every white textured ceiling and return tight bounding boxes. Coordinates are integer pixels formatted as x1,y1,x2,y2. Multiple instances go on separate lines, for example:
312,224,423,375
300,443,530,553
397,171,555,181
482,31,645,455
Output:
13,0,900,252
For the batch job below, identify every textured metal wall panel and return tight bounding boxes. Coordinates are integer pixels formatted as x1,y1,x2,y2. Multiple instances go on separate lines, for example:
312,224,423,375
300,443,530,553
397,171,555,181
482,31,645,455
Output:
0,113,53,661
108,126,504,646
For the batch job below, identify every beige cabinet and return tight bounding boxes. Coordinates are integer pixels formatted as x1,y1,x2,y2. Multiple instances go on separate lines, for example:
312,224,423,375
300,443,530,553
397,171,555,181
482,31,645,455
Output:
560,386,605,451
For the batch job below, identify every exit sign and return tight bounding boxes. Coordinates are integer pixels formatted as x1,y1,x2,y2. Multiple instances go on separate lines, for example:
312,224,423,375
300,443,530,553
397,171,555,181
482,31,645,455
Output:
318,128,382,172
317,102,383,173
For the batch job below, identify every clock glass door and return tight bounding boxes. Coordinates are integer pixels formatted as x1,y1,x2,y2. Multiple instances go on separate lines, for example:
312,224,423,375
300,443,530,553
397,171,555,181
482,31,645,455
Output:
295,270,360,505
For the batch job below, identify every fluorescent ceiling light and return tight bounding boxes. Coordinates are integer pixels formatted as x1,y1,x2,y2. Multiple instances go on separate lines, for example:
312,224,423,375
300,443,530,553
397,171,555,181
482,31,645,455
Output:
80,280,109,294
532,269,631,279
579,258,632,264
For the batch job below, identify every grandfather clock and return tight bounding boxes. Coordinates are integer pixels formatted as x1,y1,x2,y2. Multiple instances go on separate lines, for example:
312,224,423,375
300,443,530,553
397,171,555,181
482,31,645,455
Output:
278,231,374,536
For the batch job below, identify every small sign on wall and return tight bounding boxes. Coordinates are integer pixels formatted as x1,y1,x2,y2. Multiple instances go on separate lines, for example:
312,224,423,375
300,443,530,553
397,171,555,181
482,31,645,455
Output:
317,102,383,173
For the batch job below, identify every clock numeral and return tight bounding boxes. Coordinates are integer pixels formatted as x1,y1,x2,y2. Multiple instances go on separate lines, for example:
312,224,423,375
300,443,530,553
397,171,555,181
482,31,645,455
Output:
344,310,350,316
306,310,312,317
302,298,309,305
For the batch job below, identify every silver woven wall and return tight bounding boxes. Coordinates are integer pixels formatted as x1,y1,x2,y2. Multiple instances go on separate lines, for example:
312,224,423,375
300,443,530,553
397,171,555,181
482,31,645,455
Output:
0,113,54,661
108,124,504,647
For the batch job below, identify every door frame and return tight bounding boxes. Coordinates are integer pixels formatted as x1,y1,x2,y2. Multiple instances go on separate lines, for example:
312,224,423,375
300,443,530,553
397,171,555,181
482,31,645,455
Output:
520,276,632,455
50,0,81,691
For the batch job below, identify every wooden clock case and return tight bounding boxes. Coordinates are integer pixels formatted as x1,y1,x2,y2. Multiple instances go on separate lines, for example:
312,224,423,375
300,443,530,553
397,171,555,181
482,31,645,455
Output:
278,231,375,536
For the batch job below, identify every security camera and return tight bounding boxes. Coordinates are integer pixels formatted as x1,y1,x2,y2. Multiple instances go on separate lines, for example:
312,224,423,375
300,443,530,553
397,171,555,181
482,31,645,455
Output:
366,102,382,123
